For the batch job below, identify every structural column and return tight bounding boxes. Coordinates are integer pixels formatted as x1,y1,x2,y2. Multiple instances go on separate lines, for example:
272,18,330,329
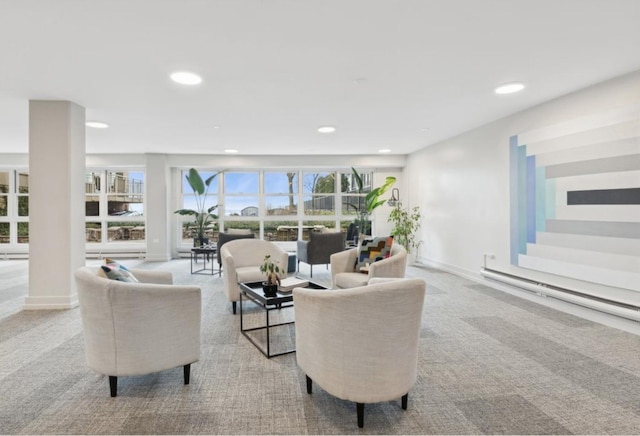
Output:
25,100,85,310
145,153,171,261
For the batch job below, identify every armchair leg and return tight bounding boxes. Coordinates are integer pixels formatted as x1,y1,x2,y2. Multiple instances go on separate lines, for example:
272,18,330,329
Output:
232,301,236,314
310,265,313,277
109,376,117,397
306,375,312,394
184,364,191,385
402,393,408,410
357,403,364,428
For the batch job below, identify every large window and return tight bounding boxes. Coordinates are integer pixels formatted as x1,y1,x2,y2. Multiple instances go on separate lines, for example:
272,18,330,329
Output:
303,171,336,215
0,171,8,244
341,169,371,215
177,168,374,248
0,170,29,244
85,169,145,244
178,170,220,245
0,171,8,218
224,172,259,217
17,172,29,217
265,172,297,216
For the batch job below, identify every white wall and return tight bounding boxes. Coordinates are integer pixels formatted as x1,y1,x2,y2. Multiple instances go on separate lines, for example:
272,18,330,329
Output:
407,70,640,306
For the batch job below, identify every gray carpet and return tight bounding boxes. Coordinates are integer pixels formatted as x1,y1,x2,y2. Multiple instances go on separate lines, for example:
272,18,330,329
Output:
1,259,640,434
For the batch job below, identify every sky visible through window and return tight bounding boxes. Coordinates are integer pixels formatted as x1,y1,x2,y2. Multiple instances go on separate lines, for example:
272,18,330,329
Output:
126,171,144,213
179,170,371,216
181,171,324,216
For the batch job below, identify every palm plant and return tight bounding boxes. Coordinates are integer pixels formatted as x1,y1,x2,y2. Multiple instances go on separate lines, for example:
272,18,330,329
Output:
349,167,396,235
174,168,221,245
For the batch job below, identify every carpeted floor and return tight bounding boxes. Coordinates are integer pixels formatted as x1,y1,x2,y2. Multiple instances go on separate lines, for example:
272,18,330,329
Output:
1,259,640,434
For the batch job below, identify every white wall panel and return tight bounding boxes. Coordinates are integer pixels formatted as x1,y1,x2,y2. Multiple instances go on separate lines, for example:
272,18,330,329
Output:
518,254,640,292
519,103,640,149
408,69,640,307
536,232,640,256
553,170,640,191
554,204,640,222
525,120,640,156
526,243,640,273
535,137,640,166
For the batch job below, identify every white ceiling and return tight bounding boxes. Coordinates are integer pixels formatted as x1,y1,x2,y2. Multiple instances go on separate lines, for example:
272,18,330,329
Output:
1,0,639,156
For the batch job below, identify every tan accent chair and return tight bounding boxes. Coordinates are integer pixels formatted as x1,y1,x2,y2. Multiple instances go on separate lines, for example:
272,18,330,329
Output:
294,278,426,428
74,266,201,397
296,230,345,277
221,239,288,314
330,243,408,289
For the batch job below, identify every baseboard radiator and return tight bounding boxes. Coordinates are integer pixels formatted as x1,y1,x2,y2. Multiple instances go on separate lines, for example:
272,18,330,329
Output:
480,267,640,323
86,250,146,260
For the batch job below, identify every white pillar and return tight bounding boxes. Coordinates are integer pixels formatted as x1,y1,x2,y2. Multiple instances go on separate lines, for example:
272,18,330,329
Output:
25,101,85,310
145,153,172,261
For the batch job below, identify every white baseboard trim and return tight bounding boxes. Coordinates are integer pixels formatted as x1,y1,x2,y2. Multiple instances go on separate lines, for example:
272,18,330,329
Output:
414,256,640,335
23,295,79,310
144,255,172,262
415,256,481,282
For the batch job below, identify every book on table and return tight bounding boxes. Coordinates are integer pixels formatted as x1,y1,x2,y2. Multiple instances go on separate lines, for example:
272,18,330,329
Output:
279,277,310,293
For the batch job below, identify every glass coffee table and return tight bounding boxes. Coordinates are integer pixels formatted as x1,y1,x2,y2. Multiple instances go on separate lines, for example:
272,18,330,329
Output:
239,279,328,358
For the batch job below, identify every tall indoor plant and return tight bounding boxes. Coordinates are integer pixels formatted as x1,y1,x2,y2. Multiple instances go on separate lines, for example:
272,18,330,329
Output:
174,168,221,247
388,204,422,255
349,167,396,236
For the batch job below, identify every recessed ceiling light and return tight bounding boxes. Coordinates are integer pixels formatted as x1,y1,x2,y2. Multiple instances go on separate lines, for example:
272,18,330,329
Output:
494,82,525,94
420,128,430,132
224,149,238,153
170,71,203,85
378,149,392,153
317,126,336,133
86,121,109,129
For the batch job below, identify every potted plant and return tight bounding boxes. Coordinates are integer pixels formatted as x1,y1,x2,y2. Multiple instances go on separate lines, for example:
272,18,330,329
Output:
388,204,422,257
348,167,396,237
174,168,221,247
260,254,282,297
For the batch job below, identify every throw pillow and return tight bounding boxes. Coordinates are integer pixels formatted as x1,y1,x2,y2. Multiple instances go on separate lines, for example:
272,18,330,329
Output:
101,265,138,282
355,236,393,273
99,258,139,282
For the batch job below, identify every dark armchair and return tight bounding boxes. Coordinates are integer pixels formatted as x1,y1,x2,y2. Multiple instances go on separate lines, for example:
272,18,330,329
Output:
297,231,345,277
217,231,255,272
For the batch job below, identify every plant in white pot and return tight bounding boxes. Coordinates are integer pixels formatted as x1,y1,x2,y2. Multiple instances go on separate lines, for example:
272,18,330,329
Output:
174,168,221,247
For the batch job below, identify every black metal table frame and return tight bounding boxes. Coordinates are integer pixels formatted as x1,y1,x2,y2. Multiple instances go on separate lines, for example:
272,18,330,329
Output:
239,282,295,358
190,248,219,275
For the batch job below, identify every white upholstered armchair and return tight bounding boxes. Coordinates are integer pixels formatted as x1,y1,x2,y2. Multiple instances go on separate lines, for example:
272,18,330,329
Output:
221,239,288,314
330,243,408,289
294,278,426,428
75,266,201,397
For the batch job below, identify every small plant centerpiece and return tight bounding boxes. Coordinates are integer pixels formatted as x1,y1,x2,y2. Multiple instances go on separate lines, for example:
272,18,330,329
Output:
260,254,282,297
174,168,221,247
349,167,396,238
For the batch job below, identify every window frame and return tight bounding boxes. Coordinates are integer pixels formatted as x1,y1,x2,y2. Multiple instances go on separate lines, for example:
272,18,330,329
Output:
175,168,375,251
